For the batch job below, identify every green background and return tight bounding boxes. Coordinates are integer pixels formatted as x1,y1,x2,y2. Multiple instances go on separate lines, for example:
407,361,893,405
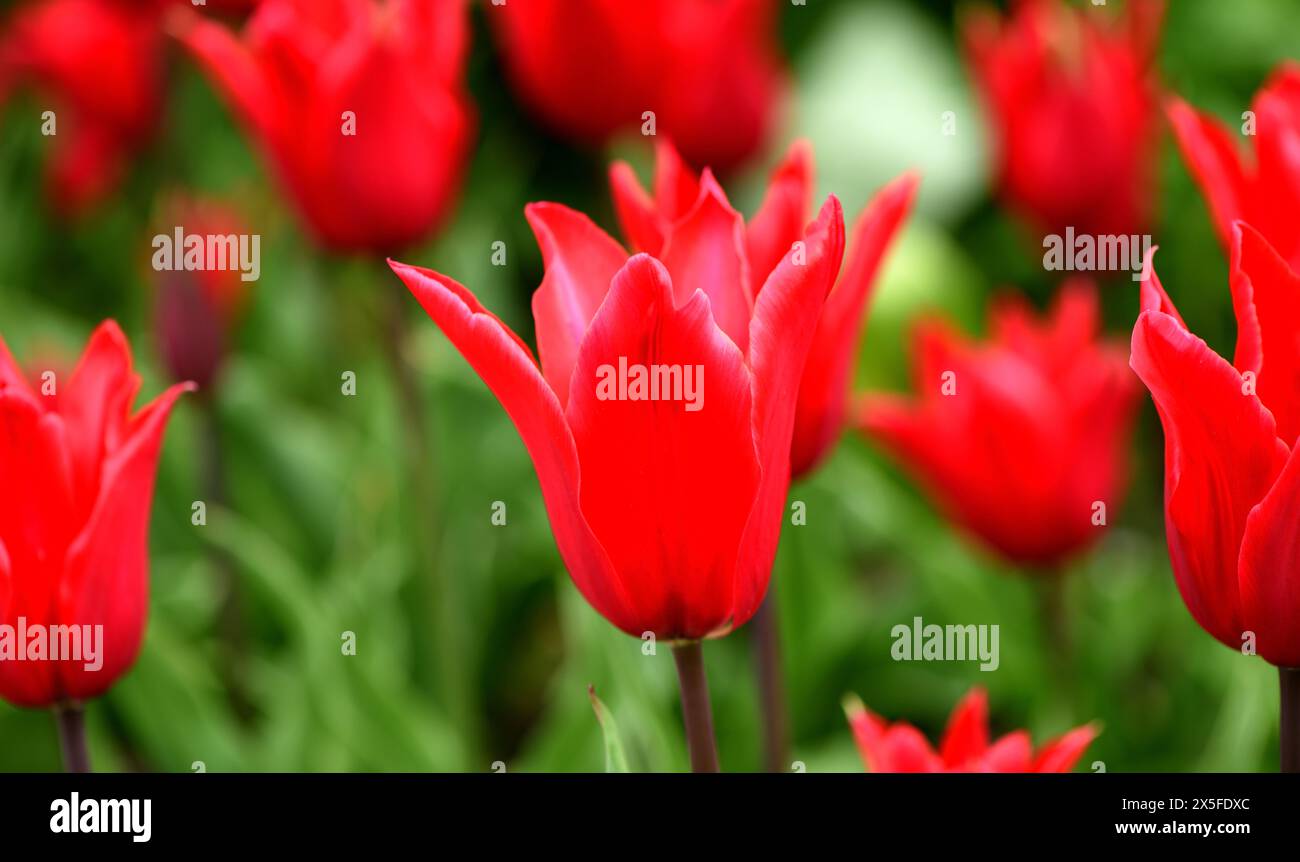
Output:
1,0,1295,772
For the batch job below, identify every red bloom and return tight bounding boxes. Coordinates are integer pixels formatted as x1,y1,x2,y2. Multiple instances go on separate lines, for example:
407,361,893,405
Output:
859,281,1138,568
0,0,164,214
1169,64,1300,271
963,0,1163,238
175,0,474,255
389,186,845,640
611,140,917,478
489,0,785,173
0,322,191,707
1131,225,1300,667
150,195,255,394
845,688,1097,773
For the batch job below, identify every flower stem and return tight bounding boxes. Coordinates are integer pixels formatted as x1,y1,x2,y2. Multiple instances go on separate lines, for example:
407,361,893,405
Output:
750,591,789,772
1281,667,1300,773
54,704,91,773
671,640,720,773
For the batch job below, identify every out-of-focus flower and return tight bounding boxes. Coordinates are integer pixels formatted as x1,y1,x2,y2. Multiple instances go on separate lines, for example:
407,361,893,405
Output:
859,280,1138,568
0,0,164,214
611,140,918,478
1131,225,1300,667
1169,64,1300,271
0,322,192,707
489,0,785,173
845,688,1097,773
174,0,474,255
389,184,845,640
150,195,254,395
963,0,1163,238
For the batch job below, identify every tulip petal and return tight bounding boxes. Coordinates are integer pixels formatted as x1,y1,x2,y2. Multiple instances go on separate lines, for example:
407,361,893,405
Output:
1238,442,1300,666
1229,222,1300,445
526,202,630,408
731,196,844,626
939,688,989,768
58,381,191,700
60,321,140,524
651,139,701,223
1031,724,1098,773
389,260,636,634
565,255,759,639
981,731,1032,772
1167,98,1248,253
1130,305,1288,650
658,172,753,354
609,160,666,255
745,139,814,294
791,172,916,477
0,395,74,706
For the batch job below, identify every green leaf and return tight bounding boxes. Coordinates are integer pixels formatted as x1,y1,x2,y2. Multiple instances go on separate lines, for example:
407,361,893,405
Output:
587,686,630,774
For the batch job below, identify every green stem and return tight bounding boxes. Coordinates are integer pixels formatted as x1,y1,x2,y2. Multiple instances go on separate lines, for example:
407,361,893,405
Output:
1281,667,1300,773
54,703,91,773
671,641,720,773
750,591,789,772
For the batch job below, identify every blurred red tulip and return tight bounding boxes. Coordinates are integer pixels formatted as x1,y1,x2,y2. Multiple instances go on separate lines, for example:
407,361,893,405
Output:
845,688,1097,773
859,280,1138,568
1131,225,1300,667
175,0,474,255
963,0,1163,238
611,140,918,478
0,0,164,214
489,0,786,173
0,322,192,707
150,196,254,395
389,185,845,640
1169,64,1300,271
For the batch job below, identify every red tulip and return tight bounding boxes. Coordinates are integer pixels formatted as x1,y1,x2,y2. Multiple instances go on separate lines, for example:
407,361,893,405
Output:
0,322,191,707
174,0,474,255
0,0,164,214
1131,225,1300,667
859,280,1138,568
389,186,845,640
150,196,255,394
488,0,785,173
611,140,918,478
1169,64,1300,271
963,0,1163,238
845,688,1097,773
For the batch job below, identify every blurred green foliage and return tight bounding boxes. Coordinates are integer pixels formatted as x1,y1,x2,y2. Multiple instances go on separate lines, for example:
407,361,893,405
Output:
0,0,1295,772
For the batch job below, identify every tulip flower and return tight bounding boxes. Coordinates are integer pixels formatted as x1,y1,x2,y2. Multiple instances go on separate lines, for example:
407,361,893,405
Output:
174,0,474,255
151,196,254,395
611,140,917,479
1131,225,1300,770
859,280,1138,569
611,139,914,771
488,0,785,173
0,322,192,771
1168,64,1300,271
0,0,164,214
845,688,1097,773
963,0,1163,238
389,183,845,771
